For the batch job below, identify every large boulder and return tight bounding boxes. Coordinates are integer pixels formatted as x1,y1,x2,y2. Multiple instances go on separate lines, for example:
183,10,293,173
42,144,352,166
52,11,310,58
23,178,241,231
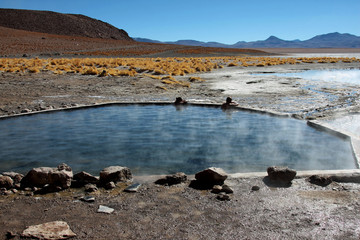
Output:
21,163,73,189
267,166,296,183
193,167,228,189
0,176,13,189
21,221,76,239
99,166,132,184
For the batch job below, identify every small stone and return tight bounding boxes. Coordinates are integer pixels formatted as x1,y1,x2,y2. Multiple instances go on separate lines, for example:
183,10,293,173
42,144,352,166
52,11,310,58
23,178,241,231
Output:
267,166,296,183
97,205,114,214
0,176,13,189
124,183,141,193
80,196,95,203
84,184,98,193
155,172,187,186
211,185,222,194
4,190,13,195
21,109,31,113
216,193,230,201
6,231,17,239
308,175,332,187
195,167,228,186
251,185,260,191
21,221,76,239
104,181,116,190
2,172,23,184
221,184,234,194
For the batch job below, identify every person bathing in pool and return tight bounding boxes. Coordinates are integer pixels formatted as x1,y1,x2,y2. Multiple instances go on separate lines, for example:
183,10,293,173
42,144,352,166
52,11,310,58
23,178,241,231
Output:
174,97,187,105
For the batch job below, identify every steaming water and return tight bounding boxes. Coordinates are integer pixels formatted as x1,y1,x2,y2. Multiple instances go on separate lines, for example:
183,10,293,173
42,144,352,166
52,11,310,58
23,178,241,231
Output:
0,105,356,175
274,69,360,85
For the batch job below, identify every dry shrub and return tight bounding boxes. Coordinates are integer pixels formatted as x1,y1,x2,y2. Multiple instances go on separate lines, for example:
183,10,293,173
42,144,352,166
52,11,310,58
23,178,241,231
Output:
189,76,205,82
1,56,359,77
161,79,190,88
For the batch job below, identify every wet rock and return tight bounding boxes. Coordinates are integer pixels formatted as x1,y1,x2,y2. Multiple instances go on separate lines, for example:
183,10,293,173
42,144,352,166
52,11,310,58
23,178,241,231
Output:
195,167,228,186
0,176,13,189
155,172,187,186
21,221,76,239
267,166,296,183
84,184,98,193
216,193,230,201
99,166,132,184
2,172,23,184
73,171,99,187
97,205,114,214
308,175,332,187
104,181,116,190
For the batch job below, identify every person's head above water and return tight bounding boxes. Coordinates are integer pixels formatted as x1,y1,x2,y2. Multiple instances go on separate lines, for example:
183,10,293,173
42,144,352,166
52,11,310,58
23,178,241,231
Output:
174,97,187,105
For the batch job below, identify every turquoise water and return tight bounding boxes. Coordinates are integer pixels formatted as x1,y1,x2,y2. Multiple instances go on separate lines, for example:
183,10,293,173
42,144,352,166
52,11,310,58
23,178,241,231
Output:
0,104,356,175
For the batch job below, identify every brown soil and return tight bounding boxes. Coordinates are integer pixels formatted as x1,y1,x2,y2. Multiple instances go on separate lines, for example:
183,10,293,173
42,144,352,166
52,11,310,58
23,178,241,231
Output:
0,26,267,58
1,176,360,239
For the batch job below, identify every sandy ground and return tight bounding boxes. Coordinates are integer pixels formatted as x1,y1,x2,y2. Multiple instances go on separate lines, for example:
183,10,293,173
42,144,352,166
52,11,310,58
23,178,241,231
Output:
1,58,360,239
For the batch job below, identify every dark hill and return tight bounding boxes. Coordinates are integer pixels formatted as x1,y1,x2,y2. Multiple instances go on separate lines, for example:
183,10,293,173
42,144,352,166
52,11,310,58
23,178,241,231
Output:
0,8,133,41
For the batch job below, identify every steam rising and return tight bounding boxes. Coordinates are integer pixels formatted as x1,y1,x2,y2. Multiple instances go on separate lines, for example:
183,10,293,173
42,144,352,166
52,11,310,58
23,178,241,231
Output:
279,69,360,85
0,105,355,175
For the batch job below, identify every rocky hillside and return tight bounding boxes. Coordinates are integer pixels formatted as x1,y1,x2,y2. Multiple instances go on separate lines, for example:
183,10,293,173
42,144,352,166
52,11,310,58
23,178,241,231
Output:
0,8,133,41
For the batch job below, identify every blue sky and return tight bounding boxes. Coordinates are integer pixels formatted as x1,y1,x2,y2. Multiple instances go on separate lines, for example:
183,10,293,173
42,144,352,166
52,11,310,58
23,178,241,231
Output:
1,0,359,44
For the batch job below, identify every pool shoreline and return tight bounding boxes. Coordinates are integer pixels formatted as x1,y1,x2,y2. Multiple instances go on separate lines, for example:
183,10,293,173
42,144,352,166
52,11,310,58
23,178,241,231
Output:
1,101,359,176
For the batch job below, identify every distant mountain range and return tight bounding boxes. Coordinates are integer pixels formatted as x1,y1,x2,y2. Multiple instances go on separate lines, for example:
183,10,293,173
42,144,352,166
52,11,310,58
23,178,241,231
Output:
135,32,360,48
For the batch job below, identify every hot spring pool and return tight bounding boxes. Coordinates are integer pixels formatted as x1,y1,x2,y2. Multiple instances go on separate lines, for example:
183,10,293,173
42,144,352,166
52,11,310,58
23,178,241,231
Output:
0,104,356,175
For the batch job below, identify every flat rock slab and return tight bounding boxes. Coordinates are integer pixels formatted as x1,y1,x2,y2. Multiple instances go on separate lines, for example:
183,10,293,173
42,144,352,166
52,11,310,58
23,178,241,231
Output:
124,183,141,192
97,205,114,214
21,221,76,239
